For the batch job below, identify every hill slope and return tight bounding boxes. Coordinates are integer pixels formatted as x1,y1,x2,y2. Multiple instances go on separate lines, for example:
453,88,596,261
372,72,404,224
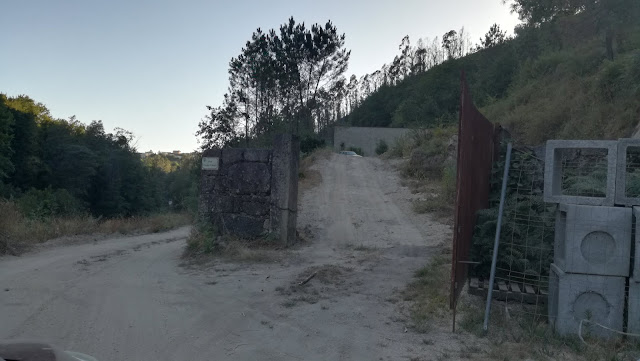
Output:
344,6,640,145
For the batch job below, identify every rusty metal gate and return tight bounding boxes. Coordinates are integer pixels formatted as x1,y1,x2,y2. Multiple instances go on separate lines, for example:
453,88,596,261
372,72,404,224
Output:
450,72,502,315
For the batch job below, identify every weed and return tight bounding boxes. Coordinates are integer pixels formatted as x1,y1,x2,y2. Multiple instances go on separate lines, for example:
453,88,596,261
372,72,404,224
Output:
0,200,191,255
281,300,297,308
402,253,451,330
375,140,389,155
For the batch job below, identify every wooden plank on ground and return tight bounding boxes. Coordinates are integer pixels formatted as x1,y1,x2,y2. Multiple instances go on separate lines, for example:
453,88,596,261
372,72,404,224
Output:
498,281,508,292
524,285,535,294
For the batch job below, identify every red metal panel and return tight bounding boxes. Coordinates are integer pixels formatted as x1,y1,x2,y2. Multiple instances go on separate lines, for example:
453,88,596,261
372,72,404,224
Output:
450,71,498,309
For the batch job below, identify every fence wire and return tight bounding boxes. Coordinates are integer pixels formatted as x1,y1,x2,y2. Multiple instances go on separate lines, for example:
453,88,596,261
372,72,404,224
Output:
469,144,640,350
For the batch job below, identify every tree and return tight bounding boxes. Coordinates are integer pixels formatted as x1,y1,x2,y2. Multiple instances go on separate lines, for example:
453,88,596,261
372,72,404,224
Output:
477,24,508,50
4,96,41,190
0,96,15,180
199,17,350,148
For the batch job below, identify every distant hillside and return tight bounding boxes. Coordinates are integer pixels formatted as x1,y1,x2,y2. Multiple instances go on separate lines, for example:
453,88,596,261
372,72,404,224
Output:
343,4,640,145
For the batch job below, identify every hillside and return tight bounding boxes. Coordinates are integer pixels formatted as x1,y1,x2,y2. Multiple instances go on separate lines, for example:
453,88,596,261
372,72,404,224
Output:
343,3,640,145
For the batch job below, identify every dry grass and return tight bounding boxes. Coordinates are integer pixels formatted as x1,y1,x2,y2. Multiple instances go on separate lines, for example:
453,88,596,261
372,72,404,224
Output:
402,252,452,333
183,225,285,263
457,292,640,361
0,200,191,255
299,147,332,191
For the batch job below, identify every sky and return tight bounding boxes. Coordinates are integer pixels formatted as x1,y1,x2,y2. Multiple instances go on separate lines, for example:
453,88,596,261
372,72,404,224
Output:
0,0,520,153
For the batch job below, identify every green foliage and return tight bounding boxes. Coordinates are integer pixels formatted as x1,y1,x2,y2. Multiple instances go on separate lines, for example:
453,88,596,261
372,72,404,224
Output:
198,17,350,148
375,140,388,155
0,94,201,223
300,135,326,154
17,188,85,219
186,222,219,255
470,148,555,281
0,96,15,179
343,1,640,147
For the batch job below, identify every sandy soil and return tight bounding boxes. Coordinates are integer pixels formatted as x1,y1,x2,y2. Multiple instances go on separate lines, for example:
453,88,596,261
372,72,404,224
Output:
0,154,480,361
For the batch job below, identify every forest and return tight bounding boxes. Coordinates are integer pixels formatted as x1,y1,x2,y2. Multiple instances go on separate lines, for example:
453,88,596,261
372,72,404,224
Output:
0,95,198,252
197,0,640,148
342,0,640,144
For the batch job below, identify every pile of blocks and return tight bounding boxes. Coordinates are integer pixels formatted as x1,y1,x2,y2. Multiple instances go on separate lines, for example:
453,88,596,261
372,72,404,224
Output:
544,139,640,338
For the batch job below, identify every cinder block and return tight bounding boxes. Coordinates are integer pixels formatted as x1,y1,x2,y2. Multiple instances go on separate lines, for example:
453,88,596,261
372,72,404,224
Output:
554,204,631,277
544,140,617,206
615,139,640,206
629,277,640,334
633,207,640,280
548,264,625,338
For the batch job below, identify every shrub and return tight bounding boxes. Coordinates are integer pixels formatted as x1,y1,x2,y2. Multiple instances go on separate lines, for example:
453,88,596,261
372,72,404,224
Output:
300,135,326,154
348,146,363,155
17,188,85,219
375,140,389,155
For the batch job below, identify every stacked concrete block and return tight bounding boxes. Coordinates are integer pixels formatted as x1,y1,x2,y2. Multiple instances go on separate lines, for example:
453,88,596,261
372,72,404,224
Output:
629,207,640,334
548,203,630,337
553,204,632,277
628,279,640,334
615,139,640,206
544,140,617,206
548,264,625,338
544,140,632,338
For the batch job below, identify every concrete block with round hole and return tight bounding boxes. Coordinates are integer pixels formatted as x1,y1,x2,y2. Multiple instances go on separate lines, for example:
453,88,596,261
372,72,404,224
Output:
554,203,631,277
548,263,625,338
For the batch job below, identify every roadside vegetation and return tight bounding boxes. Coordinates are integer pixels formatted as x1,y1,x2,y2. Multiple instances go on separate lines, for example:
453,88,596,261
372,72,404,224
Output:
0,95,199,254
343,0,640,146
457,296,640,361
385,126,457,219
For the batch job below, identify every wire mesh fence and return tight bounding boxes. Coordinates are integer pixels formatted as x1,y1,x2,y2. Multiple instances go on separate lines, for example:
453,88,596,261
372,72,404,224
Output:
469,146,554,323
468,142,640,349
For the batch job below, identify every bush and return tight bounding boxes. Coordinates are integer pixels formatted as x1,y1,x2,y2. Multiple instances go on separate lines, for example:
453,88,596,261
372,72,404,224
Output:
375,140,389,155
17,188,85,219
300,135,326,154
348,146,363,155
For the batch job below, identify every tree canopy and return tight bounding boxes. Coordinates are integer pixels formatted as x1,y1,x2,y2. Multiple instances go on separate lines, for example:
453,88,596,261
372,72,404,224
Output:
198,17,350,149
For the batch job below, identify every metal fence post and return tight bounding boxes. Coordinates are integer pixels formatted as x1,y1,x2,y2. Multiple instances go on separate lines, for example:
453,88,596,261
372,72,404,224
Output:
483,142,513,331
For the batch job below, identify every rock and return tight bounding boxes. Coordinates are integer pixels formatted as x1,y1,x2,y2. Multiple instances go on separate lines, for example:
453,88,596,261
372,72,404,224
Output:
226,162,271,195
244,149,271,163
221,214,266,238
222,148,244,166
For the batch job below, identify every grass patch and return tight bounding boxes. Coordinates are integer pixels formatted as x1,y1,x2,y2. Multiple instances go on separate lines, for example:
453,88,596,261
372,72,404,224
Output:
0,200,191,255
411,164,456,218
183,222,284,263
457,293,640,361
299,147,331,189
402,253,451,332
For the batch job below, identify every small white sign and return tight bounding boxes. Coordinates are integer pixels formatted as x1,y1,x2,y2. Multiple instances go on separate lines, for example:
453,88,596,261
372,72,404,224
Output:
202,157,219,170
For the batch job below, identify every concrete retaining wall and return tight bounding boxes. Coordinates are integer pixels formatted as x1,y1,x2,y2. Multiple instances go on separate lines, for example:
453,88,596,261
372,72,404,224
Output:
333,126,412,156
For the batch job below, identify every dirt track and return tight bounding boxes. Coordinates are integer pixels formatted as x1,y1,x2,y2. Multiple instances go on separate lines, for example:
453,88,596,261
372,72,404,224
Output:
0,154,462,361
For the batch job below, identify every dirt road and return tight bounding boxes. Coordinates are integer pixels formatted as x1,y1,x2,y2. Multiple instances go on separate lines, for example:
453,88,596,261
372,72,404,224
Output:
0,154,460,361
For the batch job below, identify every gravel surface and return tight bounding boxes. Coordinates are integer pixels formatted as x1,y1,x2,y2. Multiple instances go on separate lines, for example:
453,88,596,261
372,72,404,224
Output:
0,154,480,361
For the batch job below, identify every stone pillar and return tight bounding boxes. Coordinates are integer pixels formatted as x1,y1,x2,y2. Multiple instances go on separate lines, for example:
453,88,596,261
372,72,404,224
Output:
270,134,300,246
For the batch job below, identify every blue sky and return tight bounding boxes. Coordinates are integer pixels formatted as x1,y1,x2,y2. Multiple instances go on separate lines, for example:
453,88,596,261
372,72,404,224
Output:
1,0,520,152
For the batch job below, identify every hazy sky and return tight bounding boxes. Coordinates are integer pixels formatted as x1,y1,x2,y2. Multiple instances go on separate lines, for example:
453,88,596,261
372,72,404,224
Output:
1,0,520,152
